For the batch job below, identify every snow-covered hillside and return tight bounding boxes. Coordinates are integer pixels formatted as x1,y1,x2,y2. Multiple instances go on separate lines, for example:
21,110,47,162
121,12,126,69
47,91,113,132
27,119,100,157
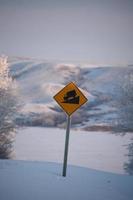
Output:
0,159,133,200
9,57,133,132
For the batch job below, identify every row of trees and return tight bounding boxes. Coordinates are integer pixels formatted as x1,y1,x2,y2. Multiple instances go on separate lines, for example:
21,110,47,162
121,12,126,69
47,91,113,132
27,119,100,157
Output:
0,56,19,158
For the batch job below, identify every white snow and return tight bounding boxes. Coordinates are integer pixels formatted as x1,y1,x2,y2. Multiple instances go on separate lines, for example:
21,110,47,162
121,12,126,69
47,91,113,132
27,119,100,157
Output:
21,103,56,114
55,63,80,77
0,159,133,200
10,59,130,129
41,83,65,98
14,127,132,174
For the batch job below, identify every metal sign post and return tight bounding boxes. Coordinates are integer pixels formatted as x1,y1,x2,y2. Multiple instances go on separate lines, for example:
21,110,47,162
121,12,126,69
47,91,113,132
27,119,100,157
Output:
62,115,71,177
53,82,88,177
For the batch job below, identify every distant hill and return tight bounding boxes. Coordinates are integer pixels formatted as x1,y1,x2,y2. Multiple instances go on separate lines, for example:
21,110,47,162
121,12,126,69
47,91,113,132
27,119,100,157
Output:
9,57,133,132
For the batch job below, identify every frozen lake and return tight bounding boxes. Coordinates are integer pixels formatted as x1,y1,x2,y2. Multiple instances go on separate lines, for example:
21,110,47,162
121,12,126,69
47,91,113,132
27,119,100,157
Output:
14,127,132,174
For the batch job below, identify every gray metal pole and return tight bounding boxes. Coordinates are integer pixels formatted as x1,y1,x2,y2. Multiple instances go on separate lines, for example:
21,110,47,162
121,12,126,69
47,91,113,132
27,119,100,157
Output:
62,115,71,177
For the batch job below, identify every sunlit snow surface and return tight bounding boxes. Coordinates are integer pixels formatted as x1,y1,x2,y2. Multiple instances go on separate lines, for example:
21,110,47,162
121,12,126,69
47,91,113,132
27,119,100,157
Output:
14,127,132,175
0,159,133,200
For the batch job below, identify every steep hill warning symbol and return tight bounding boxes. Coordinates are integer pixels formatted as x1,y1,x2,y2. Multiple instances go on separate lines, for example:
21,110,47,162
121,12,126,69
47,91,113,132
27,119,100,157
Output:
53,82,88,116
62,90,80,104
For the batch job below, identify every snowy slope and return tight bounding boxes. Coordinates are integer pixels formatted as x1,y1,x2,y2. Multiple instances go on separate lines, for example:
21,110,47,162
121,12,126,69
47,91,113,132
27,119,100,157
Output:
9,57,133,131
0,159,133,200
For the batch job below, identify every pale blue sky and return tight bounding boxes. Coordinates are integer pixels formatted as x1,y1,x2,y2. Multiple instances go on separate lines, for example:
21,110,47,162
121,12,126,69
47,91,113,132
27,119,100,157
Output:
0,0,133,65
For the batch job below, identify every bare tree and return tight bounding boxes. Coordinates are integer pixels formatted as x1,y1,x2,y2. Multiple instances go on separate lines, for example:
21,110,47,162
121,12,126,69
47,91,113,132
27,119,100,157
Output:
113,67,133,174
0,56,19,158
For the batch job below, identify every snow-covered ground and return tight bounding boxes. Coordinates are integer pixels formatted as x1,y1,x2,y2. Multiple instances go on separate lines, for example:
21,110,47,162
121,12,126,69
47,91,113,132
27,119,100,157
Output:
0,159,133,200
14,127,132,175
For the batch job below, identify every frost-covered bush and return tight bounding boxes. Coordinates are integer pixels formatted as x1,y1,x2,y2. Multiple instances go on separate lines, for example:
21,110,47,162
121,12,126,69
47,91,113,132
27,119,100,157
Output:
0,56,18,158
114,68,133,132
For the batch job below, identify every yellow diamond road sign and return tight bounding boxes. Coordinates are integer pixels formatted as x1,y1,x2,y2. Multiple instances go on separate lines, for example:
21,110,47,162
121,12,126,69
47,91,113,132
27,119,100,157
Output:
53,82,88,116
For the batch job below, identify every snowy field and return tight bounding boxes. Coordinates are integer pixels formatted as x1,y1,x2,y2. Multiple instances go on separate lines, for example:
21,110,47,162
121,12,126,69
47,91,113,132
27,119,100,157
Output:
0,160,133,200
1,127,132,200
14,127,132,174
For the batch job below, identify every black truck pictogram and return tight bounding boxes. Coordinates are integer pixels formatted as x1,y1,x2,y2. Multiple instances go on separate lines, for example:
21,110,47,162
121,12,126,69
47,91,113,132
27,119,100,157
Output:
62,90,80,104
